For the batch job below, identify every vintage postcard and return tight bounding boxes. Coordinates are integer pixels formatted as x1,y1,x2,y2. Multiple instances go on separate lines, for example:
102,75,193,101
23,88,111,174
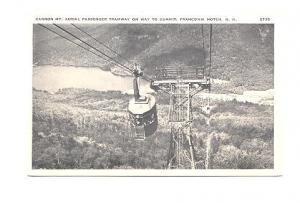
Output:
30,17,279,176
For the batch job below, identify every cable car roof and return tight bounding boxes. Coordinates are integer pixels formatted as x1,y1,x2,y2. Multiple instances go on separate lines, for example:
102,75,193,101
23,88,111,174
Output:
128,94,156,115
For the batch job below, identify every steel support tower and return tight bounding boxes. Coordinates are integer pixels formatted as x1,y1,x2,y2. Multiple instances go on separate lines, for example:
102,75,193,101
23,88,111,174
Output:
152,66,210,169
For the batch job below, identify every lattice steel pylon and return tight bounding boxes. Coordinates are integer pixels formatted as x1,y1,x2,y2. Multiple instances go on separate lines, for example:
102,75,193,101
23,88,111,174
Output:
151,66,211,169
150,24,213,169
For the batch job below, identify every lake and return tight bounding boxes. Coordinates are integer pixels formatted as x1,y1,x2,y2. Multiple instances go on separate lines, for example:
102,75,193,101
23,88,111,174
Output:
33,65,273,105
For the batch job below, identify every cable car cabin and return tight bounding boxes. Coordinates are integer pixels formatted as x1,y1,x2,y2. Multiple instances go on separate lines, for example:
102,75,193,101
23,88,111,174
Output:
128,64,158,140
128,94,158,140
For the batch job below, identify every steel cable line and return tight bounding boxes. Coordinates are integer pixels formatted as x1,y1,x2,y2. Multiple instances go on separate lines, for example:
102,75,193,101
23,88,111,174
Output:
209,24,212,79
40,23,168,94
53,24,134,74
39,24,151,82
201,25,206,76
70,24,155,83
201,25,205,49
54,24,156,84
38,24,128,71
71,23,131,65
38,24,133,75
208,24,212,108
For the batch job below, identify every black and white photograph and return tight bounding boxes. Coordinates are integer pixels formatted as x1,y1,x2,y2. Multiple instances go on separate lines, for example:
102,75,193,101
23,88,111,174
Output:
3,0,300,201
32,23,274,174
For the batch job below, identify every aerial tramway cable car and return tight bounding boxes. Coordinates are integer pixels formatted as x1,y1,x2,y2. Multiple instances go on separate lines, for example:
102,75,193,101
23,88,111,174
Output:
128,64,158,140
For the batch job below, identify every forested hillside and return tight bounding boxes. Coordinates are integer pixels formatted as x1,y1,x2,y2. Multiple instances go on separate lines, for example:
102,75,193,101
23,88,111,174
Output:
32,88,273,169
